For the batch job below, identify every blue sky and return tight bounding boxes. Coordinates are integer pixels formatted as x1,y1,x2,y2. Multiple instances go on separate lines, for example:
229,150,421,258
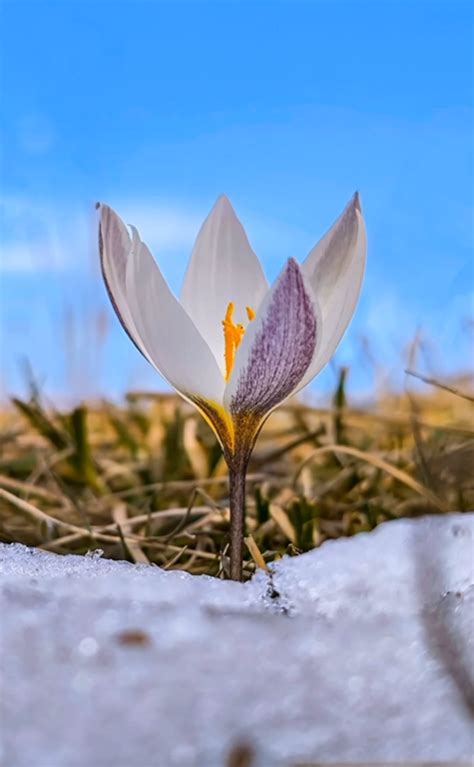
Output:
1,0,473,402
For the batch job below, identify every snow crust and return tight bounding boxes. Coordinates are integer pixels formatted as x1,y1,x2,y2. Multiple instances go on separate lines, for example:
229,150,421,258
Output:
1,514,473,766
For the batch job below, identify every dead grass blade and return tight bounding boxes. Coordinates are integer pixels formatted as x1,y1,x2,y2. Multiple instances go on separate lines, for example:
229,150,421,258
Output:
293,444,449,512
112,504,150,564
163,544,189,570
244,535,268,571
0,474,62,503
269,503,297,544
405,369,474,403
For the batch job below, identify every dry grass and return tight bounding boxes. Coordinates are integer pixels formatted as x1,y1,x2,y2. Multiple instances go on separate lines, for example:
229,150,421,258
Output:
1,369,473,579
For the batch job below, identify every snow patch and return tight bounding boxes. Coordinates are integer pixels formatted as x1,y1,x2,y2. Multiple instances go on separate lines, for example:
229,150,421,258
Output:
1,514,473,766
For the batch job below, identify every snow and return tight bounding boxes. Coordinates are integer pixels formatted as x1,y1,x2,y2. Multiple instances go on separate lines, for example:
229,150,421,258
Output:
1,514,473,767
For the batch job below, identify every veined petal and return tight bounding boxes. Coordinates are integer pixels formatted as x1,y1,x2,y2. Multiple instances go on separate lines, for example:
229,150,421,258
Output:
124,225,225,404
99,204,150,362
180,195,269,372
224,258,319,419
298,192,367,389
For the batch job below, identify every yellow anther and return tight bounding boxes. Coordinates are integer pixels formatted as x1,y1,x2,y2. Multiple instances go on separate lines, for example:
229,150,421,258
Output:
234,324,245,346
222,302,255,382
222,302,237,382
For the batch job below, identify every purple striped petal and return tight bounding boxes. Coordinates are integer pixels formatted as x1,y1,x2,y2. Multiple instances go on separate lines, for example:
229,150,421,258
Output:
227,258,318,417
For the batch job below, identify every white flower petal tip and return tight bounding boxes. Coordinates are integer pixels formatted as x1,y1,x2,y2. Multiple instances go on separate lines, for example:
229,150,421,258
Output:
302,191,365,283
224,258,320,420
213,193,236,215
180,194,268,369
98,204,148,361
297,192,367,389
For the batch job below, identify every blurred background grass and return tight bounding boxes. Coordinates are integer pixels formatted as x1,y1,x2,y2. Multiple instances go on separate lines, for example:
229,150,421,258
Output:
1,366,472,579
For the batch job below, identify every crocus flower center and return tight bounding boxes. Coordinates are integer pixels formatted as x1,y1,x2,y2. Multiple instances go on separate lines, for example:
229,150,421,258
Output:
222,302,255,381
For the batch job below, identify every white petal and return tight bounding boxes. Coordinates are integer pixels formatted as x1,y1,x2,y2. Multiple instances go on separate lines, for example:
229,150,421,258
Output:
100,204,224,404
99,204,150,362
224,259,321,417
124,226,225,404
180,195,269,373
298,193,367,389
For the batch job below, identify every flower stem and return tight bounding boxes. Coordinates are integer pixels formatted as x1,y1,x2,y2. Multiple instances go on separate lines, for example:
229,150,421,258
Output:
228,458,248,581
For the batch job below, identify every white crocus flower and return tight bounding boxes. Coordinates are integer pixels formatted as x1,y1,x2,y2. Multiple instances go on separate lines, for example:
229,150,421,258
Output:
98,193,367,579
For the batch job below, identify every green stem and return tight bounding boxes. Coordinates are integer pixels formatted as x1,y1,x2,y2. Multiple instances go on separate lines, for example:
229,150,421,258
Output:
228,456,249,581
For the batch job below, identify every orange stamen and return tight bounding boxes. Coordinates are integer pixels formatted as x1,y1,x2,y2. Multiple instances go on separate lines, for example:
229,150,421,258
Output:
222,302,255,382
222,302,236,382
